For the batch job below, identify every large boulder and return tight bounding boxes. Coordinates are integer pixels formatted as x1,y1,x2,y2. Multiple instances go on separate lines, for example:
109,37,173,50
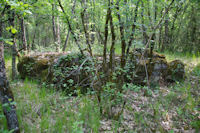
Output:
167,60,185,81
17,52,68,79
18,52,95,94
125,48,168,85
149,58,168,84
125,48,185,85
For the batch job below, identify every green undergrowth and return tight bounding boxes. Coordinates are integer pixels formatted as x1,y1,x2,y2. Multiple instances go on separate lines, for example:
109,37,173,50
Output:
0,77,198,132
1,78,101,132
192,63,200,77
0,52,199,132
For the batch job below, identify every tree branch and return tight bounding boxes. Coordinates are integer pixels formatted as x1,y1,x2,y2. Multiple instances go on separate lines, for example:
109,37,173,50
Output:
57,0,84,55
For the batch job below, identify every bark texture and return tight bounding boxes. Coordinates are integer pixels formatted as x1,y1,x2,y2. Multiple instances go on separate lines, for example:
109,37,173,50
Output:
0,20,20,133
21,17,27,53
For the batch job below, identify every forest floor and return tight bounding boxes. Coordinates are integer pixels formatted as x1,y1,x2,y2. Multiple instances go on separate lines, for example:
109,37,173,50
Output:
0,52,200,133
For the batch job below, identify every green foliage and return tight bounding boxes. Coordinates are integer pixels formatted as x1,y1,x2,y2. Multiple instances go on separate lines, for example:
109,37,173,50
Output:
1,0,200,132
2,52,200,132
101,81,124,118
192,63,200,77
51,54,95,94
5,0,31,16
0,38,14,45
0,106,8,132
6,26,17,35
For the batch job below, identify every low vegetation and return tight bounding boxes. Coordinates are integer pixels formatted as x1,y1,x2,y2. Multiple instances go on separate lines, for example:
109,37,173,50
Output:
0,0,199,132
1,52,199,132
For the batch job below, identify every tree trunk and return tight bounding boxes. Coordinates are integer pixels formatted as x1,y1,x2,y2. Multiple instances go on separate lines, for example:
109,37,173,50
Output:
109,5,116,72
56,16,61,52
52,2,60,52
150,0,157,57
62,0,77,52
95,25,104,45
147,0,153,29
158,24,163,50
81,0,92,56
116,0,127,68
163,10,169,52
21,17,27,53
11,38,17,80
57,0,84,55
103,0,111,73
0,15,20,133
81,9,92,56
52,3,57,46
0,44,20,133
169,4,182,46
90,0,95,44
31,22,38,50
37,26,40,49
26,24,30,52
90,25,95,44
126,0,140,60
63,30,70,52
8,11,17,80
158,8,164,51
141,0,148,46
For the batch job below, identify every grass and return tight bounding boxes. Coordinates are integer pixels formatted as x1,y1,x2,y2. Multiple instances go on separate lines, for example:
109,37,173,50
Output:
0,78,101,132
160,50,200,66
13,79,101,132
0,51,200,132
192,63,200,77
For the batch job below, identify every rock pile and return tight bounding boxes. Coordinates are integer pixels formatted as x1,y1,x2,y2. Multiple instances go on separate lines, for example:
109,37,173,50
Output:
17,49,185,92
126,48,185,85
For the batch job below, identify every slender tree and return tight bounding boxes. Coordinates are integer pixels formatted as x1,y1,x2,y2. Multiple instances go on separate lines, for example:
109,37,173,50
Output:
103,0,111,73
21,17,27,53
57,0,84,55
63,0,77,52
126,0,140,61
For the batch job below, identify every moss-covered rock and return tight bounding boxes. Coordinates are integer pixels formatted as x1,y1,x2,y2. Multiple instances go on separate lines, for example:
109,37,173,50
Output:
150,58,168,84
17,52,95,94
126,48,185,85
167,60,185,81
17,50,185,92
17,52,67,79
125,48,168,85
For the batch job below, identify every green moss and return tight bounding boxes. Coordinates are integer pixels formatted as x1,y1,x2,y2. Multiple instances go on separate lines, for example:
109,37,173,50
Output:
17,53,67,79
41,69,49,81
17,56,36,78
168,60,185,81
